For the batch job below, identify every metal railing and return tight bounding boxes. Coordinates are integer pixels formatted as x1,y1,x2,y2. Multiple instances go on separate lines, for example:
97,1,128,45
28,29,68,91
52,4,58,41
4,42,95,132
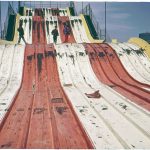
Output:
20,1,71,9
79,3,111,42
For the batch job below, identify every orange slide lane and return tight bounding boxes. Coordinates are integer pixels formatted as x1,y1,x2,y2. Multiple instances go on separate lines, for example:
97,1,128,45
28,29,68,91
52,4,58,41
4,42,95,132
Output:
57,16,76,43
84,43,150,111
0,16,93,148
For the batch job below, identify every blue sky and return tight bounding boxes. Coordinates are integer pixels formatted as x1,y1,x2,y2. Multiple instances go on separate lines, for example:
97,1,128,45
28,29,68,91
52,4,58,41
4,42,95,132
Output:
1,1,150,42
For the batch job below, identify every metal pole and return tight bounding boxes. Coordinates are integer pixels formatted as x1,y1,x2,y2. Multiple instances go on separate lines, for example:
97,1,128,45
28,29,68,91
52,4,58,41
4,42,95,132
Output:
18,1,20,11
82,2,83,14
105,2,106,42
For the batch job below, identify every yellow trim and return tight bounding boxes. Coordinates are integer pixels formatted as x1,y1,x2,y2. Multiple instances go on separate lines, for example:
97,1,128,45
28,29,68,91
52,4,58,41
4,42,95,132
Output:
67,8,71,16
128,37,150,58
80,14,103,43
13,14,20,43
112,39,118,44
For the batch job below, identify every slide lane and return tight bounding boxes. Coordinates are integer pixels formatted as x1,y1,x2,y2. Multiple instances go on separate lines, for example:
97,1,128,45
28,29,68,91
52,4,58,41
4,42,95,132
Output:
69,16,90,43
0,45,5,63
109,43,150,85
125,43,150,77
32,16,46,44
55,44,150,148
59,9,68,16
84,43,150,111
25,8,34,16
0,45,25,121
57,16,76,43
0,45,15,95
25,45,54,148
44,8,53,18
118,43,150,83
19,16,32,45
45,16,61,44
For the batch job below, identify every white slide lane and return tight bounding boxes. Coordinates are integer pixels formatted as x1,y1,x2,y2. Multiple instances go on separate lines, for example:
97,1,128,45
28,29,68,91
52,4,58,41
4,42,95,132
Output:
19,16,32,45
125,42,150,75
44,8,52,18
0,45,5,65
25,8,34,16
118,43,150,83
45,16,62,44
69,16,90,43
0,45,25,122
110,43,150,86
55,43,150,149
0,45,15,94
59,9,68,16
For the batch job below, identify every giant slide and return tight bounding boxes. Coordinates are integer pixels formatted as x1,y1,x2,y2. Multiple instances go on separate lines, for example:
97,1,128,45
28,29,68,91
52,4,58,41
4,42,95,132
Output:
0,5,150,149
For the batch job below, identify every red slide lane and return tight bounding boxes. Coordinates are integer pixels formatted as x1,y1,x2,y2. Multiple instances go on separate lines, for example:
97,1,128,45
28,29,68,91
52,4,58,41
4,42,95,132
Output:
0,16,93,148
44,44,93,148
89,44,150,99
99,43,150,89
57,16,76,43
84,43,150,111
32,16,46,44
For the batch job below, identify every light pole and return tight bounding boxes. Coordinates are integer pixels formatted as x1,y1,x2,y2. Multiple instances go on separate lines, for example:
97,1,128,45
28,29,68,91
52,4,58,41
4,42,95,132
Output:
82,2,83,14
105,2,107,42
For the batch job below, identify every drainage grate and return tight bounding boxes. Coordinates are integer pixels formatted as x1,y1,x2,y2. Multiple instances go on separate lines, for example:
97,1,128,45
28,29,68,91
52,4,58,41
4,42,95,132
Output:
51,98,63,103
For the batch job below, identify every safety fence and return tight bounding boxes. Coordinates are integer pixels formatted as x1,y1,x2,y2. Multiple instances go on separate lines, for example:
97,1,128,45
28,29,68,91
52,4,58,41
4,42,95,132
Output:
79,3,111,42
